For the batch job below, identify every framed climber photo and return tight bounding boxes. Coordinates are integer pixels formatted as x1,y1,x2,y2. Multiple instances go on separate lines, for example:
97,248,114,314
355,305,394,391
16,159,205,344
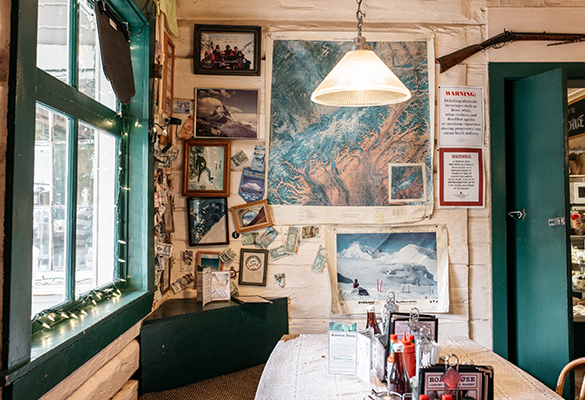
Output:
194,24,262,76
183,139,231,197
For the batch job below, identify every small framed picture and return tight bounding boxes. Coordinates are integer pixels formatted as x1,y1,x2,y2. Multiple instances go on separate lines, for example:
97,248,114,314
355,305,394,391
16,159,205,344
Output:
195,88,259,139
187,197,229,246
196,251,223,271
183,139,230,197
231,199,273,233
239,248,268,286
388,163,426,203
194,24,262,76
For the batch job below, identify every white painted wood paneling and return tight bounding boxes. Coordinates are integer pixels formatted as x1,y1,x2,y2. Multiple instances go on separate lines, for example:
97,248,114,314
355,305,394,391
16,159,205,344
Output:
176,0,487,26
488,7,585,63
39,323,140,400
66,341,140,400
111,380,139,400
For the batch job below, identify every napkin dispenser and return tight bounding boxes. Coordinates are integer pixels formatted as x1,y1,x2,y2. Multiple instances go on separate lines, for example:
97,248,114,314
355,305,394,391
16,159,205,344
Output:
418,362,494,400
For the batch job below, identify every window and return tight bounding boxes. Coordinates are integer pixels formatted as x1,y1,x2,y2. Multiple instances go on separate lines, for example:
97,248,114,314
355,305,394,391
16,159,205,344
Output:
32,0,123,318
5,0,154,395
32,105,122,316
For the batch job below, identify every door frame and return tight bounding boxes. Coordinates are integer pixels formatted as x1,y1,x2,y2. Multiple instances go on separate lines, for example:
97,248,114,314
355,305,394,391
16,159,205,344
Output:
490,62,585,359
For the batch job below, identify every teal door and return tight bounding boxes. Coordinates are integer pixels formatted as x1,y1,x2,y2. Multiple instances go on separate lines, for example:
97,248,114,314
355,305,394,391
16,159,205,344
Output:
506,68,572,391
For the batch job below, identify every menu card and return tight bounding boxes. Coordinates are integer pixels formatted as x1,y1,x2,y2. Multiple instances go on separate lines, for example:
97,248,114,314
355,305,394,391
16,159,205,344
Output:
327,322,357,375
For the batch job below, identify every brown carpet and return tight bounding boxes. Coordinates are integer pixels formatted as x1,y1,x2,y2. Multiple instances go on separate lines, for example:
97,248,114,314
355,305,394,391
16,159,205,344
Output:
139,364,265,400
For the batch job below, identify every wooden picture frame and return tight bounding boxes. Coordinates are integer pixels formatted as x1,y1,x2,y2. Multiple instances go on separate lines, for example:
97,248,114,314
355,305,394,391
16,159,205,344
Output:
187,197,229,246
161,33,175,145
231,199,273,233
183,140,230,197
194,24,262,76
196,251,223,271
238,248,268,286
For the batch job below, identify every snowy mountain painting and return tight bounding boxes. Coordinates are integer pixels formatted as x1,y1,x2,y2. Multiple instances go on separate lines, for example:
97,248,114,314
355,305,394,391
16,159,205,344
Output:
195,89,258,139
336,232,438,308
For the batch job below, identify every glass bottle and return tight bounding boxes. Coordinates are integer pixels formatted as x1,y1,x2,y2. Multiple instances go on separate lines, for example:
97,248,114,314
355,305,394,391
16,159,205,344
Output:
388,342,410,395
366,305,381,334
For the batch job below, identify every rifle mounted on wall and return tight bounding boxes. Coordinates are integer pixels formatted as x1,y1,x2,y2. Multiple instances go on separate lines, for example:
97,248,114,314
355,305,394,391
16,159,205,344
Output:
437,30,585,73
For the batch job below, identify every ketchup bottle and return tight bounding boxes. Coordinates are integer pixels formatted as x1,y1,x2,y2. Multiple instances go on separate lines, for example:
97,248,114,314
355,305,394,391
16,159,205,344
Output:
388,342,410,395
365,305,381,334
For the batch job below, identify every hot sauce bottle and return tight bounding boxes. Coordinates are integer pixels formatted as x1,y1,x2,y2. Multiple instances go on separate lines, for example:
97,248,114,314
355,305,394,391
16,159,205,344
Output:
388,342,410,395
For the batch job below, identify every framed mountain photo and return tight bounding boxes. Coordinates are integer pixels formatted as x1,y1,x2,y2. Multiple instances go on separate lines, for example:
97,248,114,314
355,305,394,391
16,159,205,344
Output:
195,88,259,140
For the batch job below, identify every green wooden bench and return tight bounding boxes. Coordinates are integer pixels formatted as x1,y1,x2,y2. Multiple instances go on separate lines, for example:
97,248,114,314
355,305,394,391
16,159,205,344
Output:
140,297,289,393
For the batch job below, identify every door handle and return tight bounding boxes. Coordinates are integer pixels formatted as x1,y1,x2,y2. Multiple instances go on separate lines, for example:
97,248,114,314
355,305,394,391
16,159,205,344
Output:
507,209,526,220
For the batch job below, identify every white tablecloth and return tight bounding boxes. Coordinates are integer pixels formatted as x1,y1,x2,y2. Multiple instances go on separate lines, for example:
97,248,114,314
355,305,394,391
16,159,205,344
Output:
255,334,563,400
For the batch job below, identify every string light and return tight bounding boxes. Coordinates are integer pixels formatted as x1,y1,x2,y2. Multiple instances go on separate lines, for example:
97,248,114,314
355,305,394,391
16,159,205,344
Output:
32,282,126,334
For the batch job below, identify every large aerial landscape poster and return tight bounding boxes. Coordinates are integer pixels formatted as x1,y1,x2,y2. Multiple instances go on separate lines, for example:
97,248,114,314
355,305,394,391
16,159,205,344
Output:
266,32,435,224
326,225,449,314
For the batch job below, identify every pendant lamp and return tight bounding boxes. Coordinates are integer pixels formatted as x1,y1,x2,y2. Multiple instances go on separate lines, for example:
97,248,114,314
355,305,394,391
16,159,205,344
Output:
311,0,412,107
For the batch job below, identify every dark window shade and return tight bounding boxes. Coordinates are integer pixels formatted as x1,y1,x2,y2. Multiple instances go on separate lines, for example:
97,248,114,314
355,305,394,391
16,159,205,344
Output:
96,0,135,104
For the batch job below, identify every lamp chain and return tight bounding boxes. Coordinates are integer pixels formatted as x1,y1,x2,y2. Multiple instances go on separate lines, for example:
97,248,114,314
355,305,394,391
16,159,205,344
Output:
356,0,365,37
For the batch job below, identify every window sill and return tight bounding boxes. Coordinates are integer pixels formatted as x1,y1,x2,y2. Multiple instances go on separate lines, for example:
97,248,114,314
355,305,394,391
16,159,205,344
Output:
4,289,154,399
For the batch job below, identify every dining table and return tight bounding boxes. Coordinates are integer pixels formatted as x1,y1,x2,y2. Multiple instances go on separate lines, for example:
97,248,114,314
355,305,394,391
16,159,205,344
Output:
254,334,564,400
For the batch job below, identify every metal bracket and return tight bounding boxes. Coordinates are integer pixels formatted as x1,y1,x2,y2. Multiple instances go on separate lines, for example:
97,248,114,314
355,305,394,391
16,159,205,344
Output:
548,217,565,226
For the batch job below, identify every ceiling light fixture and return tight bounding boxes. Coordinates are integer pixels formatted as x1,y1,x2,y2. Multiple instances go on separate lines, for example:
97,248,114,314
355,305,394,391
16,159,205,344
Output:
311,0,412,107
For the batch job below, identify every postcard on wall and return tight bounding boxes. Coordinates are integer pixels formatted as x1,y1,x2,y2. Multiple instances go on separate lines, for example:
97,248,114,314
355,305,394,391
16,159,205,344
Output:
325,225,449,315
438,148,485,208
438,86,484,148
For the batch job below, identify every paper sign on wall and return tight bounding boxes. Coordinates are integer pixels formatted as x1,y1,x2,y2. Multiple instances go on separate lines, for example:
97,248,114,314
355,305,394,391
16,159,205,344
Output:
438,86,484,148
439,148,485,208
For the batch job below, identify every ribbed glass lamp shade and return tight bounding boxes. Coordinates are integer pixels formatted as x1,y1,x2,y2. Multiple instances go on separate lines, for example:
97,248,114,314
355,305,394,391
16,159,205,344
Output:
311,49,412,107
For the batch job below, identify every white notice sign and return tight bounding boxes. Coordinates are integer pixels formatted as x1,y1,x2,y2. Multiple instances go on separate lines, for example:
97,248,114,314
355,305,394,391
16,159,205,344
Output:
439,148,484,208
438,86,484,147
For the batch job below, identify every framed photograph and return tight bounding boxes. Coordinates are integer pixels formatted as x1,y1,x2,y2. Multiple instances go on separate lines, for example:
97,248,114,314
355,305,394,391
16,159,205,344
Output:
187,197,229,246
195,88,259,139
183,139,230,197
196,251,223,271
163,32,175,115
194,24,261,76
388,163,426,203
231,199,273,233
161,32,175,146
238,248,268,286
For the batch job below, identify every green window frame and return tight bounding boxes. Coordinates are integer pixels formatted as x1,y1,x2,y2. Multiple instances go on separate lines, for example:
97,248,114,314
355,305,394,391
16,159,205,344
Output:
5,0,154,396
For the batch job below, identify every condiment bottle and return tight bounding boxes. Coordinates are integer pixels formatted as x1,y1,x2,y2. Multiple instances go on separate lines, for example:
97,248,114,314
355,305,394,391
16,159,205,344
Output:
366,305,381,334
388,342,410,395
387,333,398,364
400,337,416,378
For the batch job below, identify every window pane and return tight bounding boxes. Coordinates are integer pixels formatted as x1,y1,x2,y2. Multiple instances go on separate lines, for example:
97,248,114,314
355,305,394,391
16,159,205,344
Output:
32,105,70,316
76,123,120,295
37,0,70,83
79,0,117,110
